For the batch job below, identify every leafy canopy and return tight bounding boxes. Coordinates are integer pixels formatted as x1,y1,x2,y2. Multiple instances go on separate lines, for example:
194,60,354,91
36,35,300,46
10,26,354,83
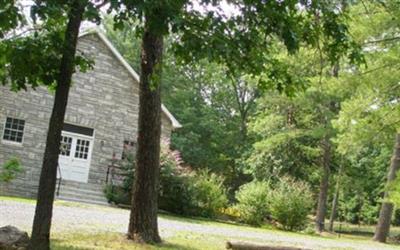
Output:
0,0,103,91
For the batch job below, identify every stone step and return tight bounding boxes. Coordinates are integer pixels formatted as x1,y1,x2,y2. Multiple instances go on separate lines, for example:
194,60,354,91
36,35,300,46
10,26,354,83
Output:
55,180,109,206
58,184,105,196
56,189,108,205
56,195,109,206
57,180,106,192
57,188,107,202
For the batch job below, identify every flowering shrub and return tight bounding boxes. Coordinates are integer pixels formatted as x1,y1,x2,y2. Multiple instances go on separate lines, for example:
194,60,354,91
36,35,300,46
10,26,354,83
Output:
104,141,229,218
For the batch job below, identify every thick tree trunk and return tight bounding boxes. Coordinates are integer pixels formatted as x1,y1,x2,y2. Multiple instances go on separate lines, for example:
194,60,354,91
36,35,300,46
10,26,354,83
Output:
127,22,163,243
373,133,400,243
28,2,84,250
315,139,331,233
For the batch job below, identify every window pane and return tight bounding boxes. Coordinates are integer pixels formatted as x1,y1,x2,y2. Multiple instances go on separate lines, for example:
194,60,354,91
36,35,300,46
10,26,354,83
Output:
74,139,90,159
60,136,72,156
2,117,25,143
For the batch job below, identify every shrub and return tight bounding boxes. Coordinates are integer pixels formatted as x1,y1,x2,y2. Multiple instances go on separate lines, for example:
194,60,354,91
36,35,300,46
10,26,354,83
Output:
104,148,136,205
105,142,196,215
234,181,270,226
104,143,229,218
104,184,130,205
158,148,195,215
269,176,313,231
0,157,23,183
190,170,228,218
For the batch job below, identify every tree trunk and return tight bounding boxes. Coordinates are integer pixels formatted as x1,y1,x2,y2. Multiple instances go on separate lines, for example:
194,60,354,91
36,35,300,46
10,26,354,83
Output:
328,166,342,232
315,139,331,233
127,21,163,244
28,2,85,250
373,133,400,243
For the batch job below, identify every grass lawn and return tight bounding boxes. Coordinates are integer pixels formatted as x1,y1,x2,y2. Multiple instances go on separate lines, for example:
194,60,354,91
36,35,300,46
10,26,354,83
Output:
49,214,400,250
51,232,223,250
2,196,400,250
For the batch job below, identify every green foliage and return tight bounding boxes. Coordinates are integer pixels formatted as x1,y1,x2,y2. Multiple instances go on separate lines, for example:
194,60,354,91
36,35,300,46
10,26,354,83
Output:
0,1,99,91
103,21,256,189
246,78,344,185
170,1,362,78
234,181,270,226
269,177,313,231
158,143,195,215
104,149,136,205
190,170,228,218
331,1,400,229
104,184,130,205
387,173,400,209
105,143,227,218
0,157,23,183
0,1,24,38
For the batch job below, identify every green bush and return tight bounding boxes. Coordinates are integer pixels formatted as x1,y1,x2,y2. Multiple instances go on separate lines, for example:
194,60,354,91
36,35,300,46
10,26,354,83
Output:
190,170,228,218
158,148,195,215
104,184,131,205
0,157,23,183
234,181,270,226
104,143,229,218
104,149,135,205
360,201,378,225
269,176,313,231
105,143,197,215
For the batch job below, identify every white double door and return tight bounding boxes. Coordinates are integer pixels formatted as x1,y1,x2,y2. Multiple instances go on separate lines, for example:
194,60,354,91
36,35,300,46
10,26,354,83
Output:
58,131,94,183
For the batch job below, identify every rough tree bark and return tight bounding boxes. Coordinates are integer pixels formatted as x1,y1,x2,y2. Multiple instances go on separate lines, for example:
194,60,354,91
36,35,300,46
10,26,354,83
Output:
373,133,400,243
315,138,331,233
127,20,163,243
28,2,85,250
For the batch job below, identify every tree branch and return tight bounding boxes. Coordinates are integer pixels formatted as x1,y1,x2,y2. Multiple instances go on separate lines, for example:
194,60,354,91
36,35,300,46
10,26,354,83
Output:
364,36,400,45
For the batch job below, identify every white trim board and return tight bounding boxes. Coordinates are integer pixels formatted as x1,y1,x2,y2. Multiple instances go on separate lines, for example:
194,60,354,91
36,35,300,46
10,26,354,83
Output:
79,28,182,129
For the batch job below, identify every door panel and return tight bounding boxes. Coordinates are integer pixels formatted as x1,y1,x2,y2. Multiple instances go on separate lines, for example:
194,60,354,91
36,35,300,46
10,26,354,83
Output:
58,131,93,183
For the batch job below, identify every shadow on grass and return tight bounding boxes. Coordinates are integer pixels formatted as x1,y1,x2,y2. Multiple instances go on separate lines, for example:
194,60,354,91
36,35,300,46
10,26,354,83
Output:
52,241,198,250
51,233,201,250
155,242,199,250
159,211,253,228
51,240,90,250
335,230,374,237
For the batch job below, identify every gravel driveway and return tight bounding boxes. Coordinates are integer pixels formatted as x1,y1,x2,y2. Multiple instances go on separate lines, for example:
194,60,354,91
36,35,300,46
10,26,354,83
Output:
1,199,399,250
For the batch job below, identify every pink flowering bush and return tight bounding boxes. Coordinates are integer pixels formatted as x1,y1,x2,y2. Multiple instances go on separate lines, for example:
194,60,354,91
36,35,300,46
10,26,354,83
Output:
105,140,228,218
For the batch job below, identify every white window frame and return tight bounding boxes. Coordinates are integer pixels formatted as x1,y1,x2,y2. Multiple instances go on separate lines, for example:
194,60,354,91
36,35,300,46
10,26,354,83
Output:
1,117,25,146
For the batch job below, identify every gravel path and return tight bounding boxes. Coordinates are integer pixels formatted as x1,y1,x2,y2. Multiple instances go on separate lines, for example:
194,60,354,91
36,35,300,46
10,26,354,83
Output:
1,199,399,250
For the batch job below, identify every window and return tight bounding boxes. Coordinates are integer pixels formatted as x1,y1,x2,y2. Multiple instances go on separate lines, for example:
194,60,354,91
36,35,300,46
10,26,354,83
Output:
60,136,73,156
3,117,25,143
75,139,90,159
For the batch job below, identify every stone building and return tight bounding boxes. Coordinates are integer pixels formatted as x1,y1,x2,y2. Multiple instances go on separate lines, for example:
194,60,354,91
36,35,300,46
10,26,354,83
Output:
0,29,181,204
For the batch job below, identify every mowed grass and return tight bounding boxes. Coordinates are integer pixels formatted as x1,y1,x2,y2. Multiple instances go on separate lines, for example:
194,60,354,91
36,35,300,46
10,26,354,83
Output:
2,196,400,249
51,232,224,250
49,216,400,250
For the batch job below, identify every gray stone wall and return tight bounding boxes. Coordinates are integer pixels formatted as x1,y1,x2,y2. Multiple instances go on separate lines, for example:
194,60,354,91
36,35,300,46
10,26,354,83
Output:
0,33,174,198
